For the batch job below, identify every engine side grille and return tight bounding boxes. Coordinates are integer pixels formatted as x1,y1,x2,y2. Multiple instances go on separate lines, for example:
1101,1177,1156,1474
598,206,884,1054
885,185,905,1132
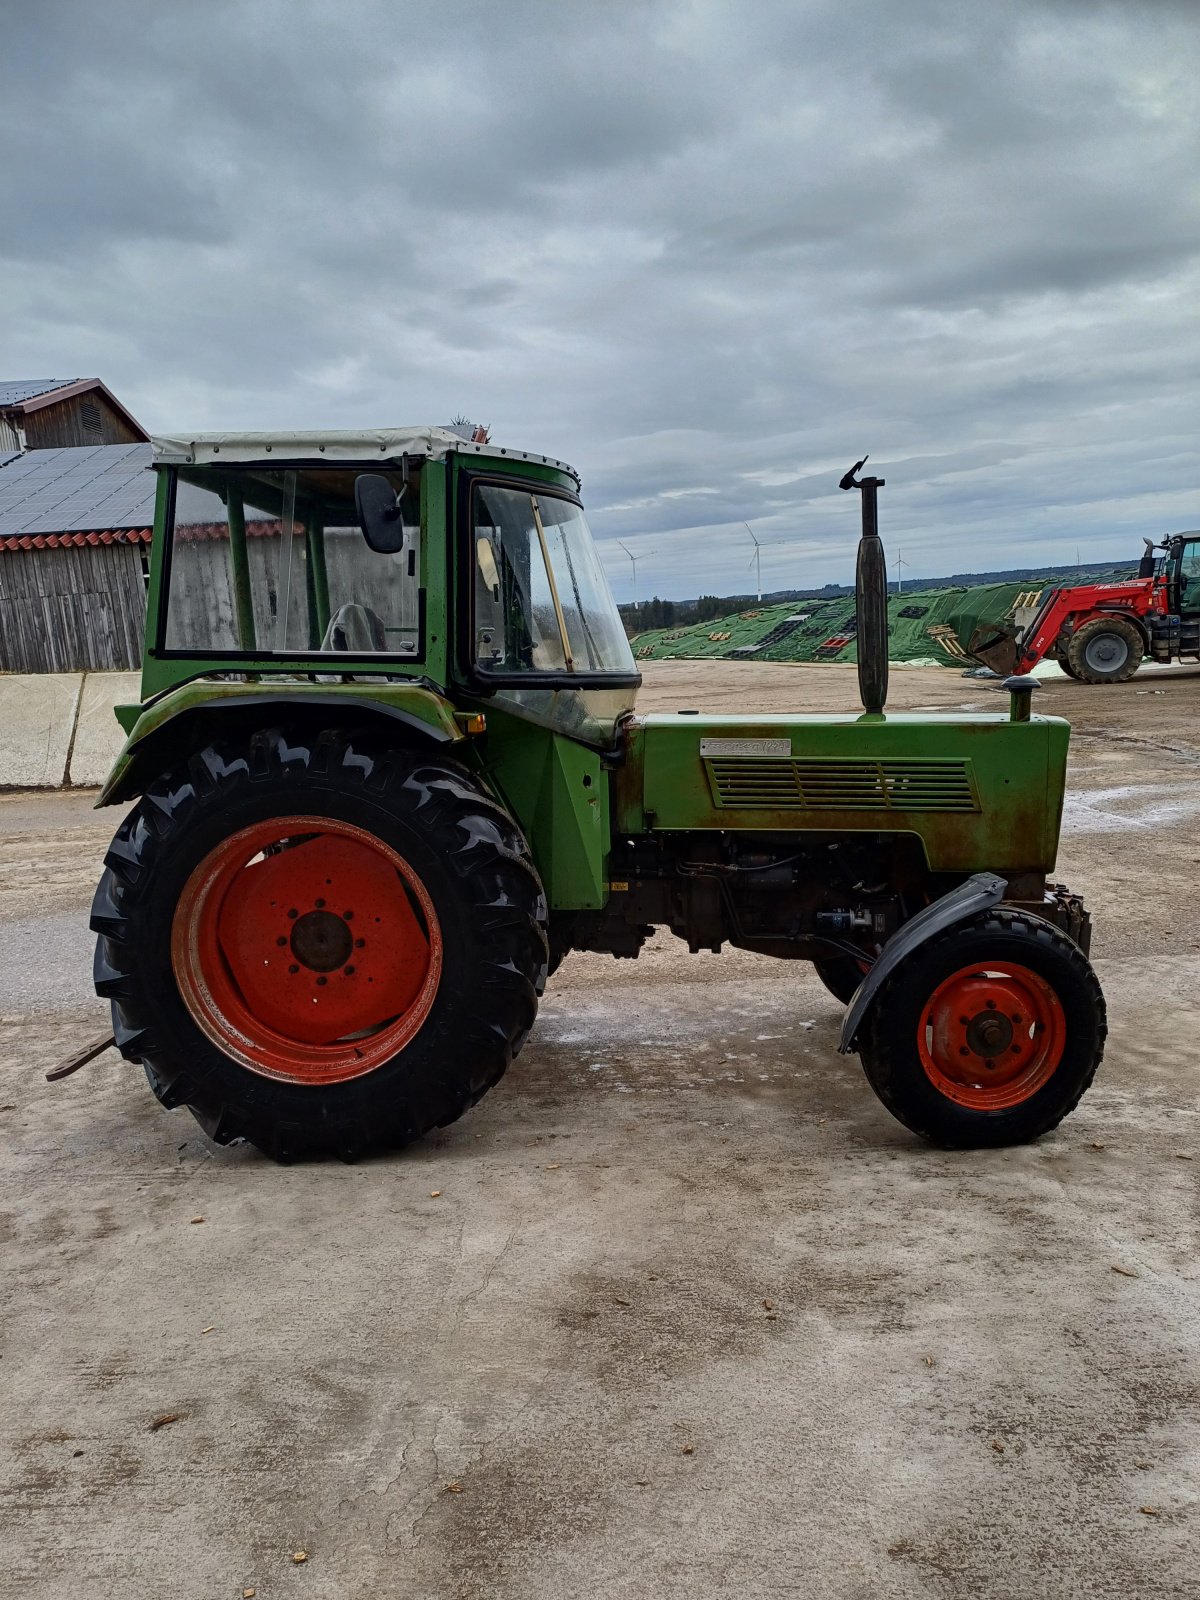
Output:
705,757,979,812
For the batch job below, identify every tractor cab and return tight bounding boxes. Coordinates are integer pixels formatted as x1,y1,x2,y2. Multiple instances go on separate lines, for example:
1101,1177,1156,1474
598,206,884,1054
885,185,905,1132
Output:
142,428,638,737
1162,532,1200,619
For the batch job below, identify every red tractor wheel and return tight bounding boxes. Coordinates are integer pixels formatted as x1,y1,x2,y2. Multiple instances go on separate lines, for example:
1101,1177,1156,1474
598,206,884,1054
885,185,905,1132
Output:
171,816,443,1086
857,910,1105,1146
914,961,1065,1111
92,731,547,1161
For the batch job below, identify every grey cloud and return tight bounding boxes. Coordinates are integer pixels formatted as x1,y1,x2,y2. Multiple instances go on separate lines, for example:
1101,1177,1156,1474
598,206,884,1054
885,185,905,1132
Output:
2,0,1197,599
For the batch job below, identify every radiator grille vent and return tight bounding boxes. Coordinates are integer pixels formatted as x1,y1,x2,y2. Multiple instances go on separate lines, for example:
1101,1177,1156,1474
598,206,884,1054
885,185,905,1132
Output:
705,757,978,813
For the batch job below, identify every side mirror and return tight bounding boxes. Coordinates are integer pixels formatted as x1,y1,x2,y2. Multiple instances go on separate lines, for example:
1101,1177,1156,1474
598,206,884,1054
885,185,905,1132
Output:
355,473,406,554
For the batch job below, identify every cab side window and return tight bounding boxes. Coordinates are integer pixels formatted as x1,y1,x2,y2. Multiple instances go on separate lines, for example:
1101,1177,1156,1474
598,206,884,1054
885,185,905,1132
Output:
164,467,420,657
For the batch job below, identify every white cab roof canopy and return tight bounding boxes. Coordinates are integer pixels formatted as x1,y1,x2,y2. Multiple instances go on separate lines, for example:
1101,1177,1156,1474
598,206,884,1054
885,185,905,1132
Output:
151,428,578,480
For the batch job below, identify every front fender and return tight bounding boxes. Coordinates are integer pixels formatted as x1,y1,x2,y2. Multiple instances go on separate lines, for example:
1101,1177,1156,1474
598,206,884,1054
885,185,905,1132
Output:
838,872,1008,1053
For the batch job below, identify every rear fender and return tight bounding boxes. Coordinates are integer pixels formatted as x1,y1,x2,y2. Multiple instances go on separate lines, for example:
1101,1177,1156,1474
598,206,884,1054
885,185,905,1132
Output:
839,872,1008,1053
96,683,462,807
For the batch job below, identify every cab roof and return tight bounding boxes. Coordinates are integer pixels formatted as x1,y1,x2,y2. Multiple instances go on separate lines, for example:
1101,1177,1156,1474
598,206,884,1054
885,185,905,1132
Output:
151,427,578,482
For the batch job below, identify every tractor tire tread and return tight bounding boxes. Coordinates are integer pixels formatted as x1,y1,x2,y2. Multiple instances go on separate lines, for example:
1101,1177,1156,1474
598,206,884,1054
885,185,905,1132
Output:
90,728,547,1161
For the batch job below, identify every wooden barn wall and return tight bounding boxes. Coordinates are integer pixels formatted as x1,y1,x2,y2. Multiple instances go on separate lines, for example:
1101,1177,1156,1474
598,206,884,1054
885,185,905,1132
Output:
23,395,142,449
0,543,147,671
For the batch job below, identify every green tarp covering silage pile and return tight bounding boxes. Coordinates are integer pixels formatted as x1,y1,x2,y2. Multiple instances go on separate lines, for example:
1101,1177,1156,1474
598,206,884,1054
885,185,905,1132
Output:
629,581,1044,668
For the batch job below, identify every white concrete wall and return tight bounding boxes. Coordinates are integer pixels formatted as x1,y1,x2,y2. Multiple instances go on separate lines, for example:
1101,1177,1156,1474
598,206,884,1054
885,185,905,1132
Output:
68,672,140,786
0,671,136,788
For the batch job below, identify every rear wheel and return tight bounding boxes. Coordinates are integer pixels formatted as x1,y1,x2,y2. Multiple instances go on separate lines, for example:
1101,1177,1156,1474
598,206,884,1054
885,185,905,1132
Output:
1066,617,1144,683
858,910,1105,1147
92,730,547,1161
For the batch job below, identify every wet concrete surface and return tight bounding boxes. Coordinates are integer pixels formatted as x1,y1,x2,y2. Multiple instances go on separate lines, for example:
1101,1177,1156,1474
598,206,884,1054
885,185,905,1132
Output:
0,662,1197,1597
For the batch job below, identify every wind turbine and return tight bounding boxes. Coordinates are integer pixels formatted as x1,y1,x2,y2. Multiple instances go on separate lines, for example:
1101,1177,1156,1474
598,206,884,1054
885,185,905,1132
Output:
618,541,655,612
895,548,910,595
745,523,764,602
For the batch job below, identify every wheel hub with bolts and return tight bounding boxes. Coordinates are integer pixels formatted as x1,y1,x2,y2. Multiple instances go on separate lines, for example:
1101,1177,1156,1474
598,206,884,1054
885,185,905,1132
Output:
171,815,442,1085
1083,631,1129,673
290,909,355,973
963,1007,1014,1059
918,961,1067,1110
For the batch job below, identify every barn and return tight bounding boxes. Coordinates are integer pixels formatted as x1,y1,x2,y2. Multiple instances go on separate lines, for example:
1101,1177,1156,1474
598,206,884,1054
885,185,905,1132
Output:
0,378,148,454
0,441,154,672
0,378,154,673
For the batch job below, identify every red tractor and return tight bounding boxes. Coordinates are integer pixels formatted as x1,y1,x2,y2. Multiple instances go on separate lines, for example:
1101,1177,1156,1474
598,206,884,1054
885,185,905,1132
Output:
970,531,1200,683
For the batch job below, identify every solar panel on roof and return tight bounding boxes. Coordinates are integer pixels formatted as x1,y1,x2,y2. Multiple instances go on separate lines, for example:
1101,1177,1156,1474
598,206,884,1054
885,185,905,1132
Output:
0,443,154,535
0,379,78,408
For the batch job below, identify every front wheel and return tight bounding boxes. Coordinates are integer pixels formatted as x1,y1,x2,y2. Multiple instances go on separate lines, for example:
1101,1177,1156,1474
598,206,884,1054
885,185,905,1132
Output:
857,910,1105,1147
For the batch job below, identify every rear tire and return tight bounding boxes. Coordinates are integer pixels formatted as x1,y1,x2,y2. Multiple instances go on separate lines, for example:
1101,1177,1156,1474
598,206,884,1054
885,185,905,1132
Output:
91,730,547,1161
857,910,1105,1147
1066,617,1144,683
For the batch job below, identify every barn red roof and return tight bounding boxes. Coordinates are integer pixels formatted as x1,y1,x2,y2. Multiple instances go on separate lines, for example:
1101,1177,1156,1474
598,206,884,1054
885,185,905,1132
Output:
0,526,152,552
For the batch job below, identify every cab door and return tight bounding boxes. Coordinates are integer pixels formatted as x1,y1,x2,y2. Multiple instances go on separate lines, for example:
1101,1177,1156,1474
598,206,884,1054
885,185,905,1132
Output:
1175,537,1200,618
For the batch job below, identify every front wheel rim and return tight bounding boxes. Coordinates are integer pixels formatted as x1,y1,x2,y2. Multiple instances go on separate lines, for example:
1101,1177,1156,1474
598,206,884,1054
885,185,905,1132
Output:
1083,631,1129,673
917,960,1067,1110
172,815,442,1085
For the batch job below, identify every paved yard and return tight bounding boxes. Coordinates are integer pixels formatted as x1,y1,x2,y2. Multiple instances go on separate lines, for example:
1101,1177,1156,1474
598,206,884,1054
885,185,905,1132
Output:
1,662,1197,1598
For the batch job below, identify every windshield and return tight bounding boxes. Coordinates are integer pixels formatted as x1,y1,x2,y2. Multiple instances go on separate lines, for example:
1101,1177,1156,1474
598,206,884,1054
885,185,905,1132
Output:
472,484,635,677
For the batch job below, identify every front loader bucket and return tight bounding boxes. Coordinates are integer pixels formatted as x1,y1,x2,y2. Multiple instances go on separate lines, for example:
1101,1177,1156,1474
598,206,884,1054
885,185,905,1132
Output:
967,623,1022,675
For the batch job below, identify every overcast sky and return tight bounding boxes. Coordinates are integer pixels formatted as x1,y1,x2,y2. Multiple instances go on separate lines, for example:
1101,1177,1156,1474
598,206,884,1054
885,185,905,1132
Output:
3,0,1197,600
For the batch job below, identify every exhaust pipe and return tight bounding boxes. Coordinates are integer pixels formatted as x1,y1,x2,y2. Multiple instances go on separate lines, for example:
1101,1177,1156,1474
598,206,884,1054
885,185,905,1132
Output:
840,457,889,714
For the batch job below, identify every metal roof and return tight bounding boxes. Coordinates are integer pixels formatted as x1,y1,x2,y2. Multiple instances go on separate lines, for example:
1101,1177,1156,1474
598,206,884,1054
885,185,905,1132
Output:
0,443,154,536
152,427,579,480
0,379,78,408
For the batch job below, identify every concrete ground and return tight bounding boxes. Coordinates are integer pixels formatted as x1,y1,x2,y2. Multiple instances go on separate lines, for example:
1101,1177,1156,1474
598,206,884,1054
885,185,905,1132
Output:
1,661,1197,1599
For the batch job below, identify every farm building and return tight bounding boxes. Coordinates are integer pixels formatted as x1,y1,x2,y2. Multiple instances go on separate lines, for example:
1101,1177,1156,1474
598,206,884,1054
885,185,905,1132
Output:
0,378,147,454
0,441,154,672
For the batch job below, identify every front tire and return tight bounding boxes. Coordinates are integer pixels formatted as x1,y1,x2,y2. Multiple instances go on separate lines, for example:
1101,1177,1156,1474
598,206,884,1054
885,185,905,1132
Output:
91,731,547,1161
1066,617,1144,683
857,910,1105,1147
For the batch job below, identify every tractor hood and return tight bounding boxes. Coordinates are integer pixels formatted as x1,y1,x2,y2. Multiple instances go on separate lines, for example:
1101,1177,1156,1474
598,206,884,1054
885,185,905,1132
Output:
616,710,1071,876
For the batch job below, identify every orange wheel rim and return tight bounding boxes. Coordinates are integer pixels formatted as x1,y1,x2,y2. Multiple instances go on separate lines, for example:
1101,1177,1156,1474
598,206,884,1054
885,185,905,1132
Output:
171,815,442,1085
917,960,1066,1111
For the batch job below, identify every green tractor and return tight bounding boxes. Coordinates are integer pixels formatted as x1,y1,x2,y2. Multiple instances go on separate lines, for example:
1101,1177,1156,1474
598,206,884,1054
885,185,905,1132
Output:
87,430,1105,1160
